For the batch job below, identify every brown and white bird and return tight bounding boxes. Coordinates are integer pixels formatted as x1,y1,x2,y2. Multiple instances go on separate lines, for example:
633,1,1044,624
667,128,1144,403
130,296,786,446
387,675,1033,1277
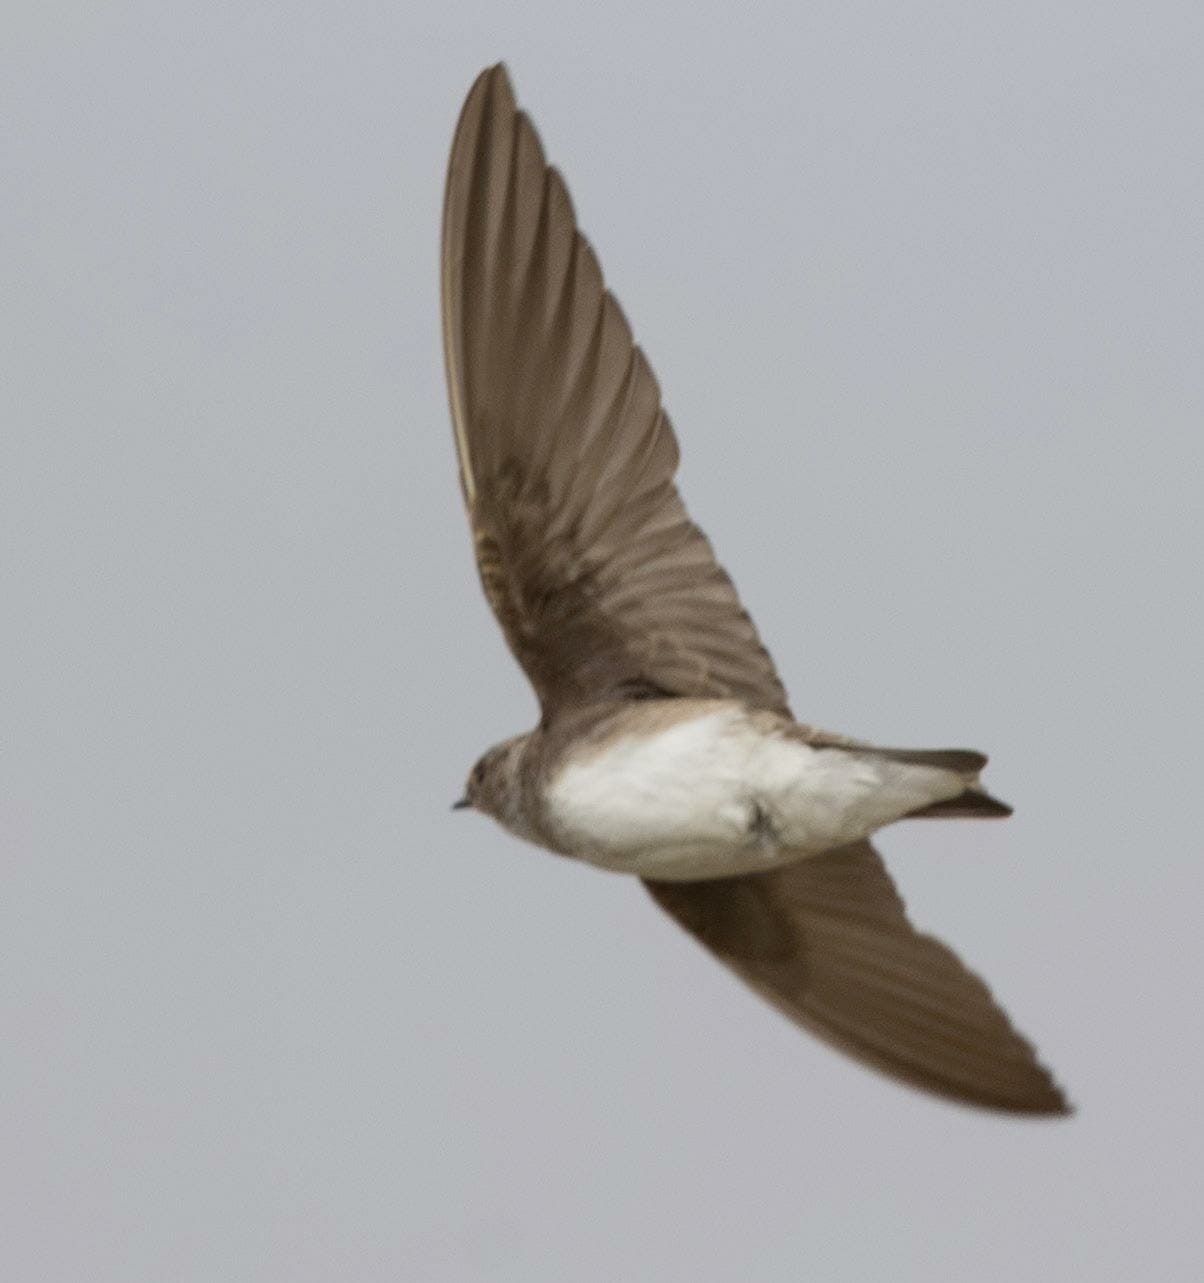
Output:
442,64,1068,1114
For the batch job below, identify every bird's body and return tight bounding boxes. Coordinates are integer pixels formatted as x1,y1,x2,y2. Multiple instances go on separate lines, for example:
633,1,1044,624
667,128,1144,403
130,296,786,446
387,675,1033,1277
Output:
439,64,1069,1113
504,699,980,880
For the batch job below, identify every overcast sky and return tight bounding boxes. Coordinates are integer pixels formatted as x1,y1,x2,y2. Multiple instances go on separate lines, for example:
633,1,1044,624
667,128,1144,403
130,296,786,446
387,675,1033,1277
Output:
4,2,1202,1280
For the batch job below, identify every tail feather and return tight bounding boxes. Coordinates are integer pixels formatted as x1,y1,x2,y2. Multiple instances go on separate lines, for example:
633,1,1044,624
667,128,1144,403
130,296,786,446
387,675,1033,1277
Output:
860,746,988,774
852,745,1011,819
907,789,1013,819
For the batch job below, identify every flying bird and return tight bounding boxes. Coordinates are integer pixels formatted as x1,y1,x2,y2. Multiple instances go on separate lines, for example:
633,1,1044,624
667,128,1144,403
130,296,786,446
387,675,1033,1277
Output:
441,64,1068,1114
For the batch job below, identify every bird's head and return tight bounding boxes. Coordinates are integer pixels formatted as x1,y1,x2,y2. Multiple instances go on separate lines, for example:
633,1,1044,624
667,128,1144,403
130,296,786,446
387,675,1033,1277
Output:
453,734,529,831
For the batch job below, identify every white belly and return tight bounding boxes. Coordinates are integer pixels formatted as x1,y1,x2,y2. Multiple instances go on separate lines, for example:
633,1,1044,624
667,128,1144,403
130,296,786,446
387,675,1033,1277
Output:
543,706,962,880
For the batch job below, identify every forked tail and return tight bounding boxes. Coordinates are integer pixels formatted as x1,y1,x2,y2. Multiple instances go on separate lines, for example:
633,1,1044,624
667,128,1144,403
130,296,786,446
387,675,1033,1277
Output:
857,745,1013,819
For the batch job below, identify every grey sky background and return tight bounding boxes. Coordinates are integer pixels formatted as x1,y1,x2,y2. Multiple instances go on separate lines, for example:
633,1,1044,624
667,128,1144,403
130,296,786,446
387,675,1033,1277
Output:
4,2,1202,1279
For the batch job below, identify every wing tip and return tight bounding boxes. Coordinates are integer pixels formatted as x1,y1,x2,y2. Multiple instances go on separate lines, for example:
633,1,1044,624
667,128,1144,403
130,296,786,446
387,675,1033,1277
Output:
961,1060,1073,1117
471,60,513,93
980,1086,1074,1118
471,62,517,120
451,64,517,157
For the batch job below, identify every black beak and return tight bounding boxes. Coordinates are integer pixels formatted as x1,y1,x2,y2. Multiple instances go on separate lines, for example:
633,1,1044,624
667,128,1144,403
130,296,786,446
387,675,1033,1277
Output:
451,797,472,811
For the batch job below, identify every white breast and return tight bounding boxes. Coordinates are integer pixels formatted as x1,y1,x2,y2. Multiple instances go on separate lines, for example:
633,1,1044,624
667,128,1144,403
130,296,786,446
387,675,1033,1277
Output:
546,708,761,876
544,705,963,880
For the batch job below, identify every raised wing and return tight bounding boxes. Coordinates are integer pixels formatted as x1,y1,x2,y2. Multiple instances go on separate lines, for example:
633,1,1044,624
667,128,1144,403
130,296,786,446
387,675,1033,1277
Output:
646,842,1069,1114
441,65,789,717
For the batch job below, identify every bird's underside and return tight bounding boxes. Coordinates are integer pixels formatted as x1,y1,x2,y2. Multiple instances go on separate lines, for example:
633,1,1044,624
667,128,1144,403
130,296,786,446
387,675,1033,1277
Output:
440,64,1069,1114
534,697,1010,881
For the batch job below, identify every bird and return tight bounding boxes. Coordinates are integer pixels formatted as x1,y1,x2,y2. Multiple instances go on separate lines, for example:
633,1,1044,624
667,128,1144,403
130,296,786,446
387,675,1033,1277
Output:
440,63,1068,1115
